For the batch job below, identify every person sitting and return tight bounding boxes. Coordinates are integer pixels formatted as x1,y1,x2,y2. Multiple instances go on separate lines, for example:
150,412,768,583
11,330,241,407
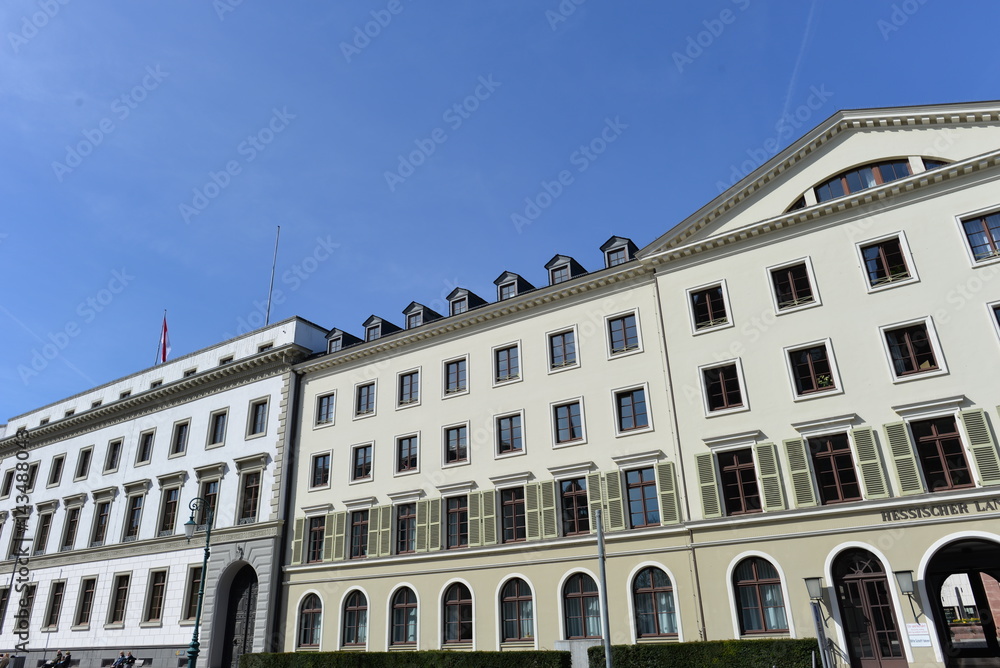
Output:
124,652,136,667
112,653,127,668
0,652,11,668
54,652,72,668
44,651,63,667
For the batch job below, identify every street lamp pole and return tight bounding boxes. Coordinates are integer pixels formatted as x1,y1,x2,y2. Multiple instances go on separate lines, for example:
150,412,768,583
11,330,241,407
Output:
184,497,214,668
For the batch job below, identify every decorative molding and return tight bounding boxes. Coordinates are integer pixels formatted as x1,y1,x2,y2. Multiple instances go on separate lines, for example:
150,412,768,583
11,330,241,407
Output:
703,430,763,450
301,503,333,516
547,461,596,478
343,496,378,511
386,488,425,503
436,480,477,495
891,395,969,419
156,471,187,488
234,453,269,472
91,486,118,502
611,450,665,469
63,493,87,508
488,471,534,487
194,462,227,481
36,499,59,512
791,414,860,436
123,479,151,495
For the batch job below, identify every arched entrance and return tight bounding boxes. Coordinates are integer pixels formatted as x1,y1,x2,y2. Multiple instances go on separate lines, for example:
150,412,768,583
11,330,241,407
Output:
926,538,1000,667
220,565,258,668
832,548,907,668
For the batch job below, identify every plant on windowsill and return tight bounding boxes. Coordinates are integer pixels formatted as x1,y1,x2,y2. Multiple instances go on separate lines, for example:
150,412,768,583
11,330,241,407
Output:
816,374,833,389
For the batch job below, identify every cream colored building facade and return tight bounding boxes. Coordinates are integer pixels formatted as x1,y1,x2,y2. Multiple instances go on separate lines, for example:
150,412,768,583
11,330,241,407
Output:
283,102,1000,668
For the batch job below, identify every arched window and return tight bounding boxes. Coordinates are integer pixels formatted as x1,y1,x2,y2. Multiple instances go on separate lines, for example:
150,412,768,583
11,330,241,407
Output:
563,573,600,639
443,583,473,644
298,594,322,648
733,557,787,633
390,587,417,646
633,567,677,637
814,159,911,202
341,590,367,646
500,578,534,642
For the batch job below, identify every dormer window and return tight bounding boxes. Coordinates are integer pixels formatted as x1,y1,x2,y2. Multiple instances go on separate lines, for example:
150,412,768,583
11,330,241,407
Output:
328,338,342,353
366,325,381,342
451,298,468,316
183,368,197,378
119,390,131,399
65,409,75,417
219,356,234,366
550,265,570,284
606,248,627,267
91,400,102,409
40,417,50,425
815,160,910,203
407,313,422,329
498,283,515,301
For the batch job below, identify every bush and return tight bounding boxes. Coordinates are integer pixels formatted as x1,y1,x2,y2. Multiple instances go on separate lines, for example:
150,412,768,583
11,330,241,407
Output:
588,639,820,668
242,650,571,668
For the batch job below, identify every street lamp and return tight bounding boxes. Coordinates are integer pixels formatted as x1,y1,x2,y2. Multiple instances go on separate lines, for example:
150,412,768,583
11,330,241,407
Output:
184,498,214,668
804,577,825,600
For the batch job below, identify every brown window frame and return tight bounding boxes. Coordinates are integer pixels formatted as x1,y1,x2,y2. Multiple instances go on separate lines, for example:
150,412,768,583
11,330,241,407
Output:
500,488,526,543
860,237,911,287
719,449,762,516
307,516,325,563
563,573,601,639
690,285,728,330
349,510,369,559
608,313,639,354
788,344,836,395
298,594,322,648
444,359,467,394
397,436,418,472
501,578,534,641
396,503,416,554
494,345,520,382
549,330,577,369
311,453,330,487
446,496,468,549
808,434,862,505
911,416,974,492
445,426,468,464
884,323,938,376
342,590,368,646
633,567,677,637
770,262,814,309
733,557,788,634
962,213,1000,262
355,383,375,416
352,444,373,481
108,574,131,625
497,414,523,455
616,388,649,432
398,371,419,405
560,478,589,536
443,583,473,644
554,402,583,444
703,364,744,411
625,467,660,527
390,588,418,645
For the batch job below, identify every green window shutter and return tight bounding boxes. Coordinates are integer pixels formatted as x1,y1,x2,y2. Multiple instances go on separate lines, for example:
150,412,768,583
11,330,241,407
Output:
655,462,680,525
525,483,541,541
291,517,304,564
540,480,558,538
586,471,604,534
851,427,889,499
884,421,924,495
468,492,482,547
960,409,1000,486
415,500,428,552
783,438,817,508
367,506,383,558
331,511,347,562
695,453,722,519
755,442,786,511
427,498,442,552
378,505,393,556
323,513,336,561
604,470,626,531
482,490,497,545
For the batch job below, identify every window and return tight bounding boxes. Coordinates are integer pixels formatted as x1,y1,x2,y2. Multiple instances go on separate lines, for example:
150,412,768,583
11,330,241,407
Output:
316,394,335,425
397,436,418,473
238,471,261,523
815,159,910,202
328,337,343,353
608,313,639,354
183,567,203,621
25,462,39,492
136,430,155,463
606,247,628,267
75,448,92,480
446,496,468,549
443,583,473,644
91,501,112,546
119,390,131,399
39,417,50,425
352,444,373,481
307,516,325,563
554,401,584,444
703,363,745,412
497,414,523,455
445,425,468,464
44,580,66,629
626,468,660,527
407,312,422,329
549,330,577,369
248,399,268,436
962,212,1000,262
560,478,589,535
494,344,520,383
770,261,815,310
0,588,8,629
144,570,167,622
298,594,322,648
108,574,131,625
91,400,103,409
396,504,416,554
366,324,380,341
391,588,417,645
349,510,369,559
159,488,180,536
8,519,27,559
19,584,37,627
883,321,939,377
208,411,227,446
183,368,197,378
809,434,862,504
0,470,13,497
448,297,468,316
170,421,190,456
123,494,144,541
444,358,467,395
501,488,526,543
61,507,81,551
499,282,516,300
689,284,729,331
258,342,273,352
47,455,65,486
859,235,913,288
104,439,123,472
219,356,233,365
398,371,419,405
787,343,837,396
342,591,368,646
355,382,375,416
150,380,162,389
911,416,973,492
311,453,331,488
633,567,677,637
33,512,53,555
501,578,534,642
733,557,787,633
74,577,97,626
198,479,219,527
615,388,649,432
550,265,570,284
720,449,761,516
65,409,75,417
563,573,600,639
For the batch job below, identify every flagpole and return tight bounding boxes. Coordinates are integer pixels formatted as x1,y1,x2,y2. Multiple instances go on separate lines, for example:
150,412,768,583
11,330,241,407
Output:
265,226,280,326
154,310,166,365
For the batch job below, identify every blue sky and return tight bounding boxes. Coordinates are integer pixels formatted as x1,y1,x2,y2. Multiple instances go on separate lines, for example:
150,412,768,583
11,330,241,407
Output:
1,1,998,420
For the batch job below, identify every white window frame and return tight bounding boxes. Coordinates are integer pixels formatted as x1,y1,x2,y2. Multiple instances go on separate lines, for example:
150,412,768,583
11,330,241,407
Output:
497,281,516,301
396,367,422,410
549,263,570,285
782,338,845,402
206,409,229,449
74,447,93,481
685,279,734,336
309,451,333,490
442,356,470,399
495,410,527,459
407,312,422,329
394,432,421,477
854,230,920,294
955,204,1000,268
168,419,190,458
550,396,588,448
492,341,522,387
246,397,270,439
441,421,472,469
878,315,949,383
765,256,822,315
136,428,157,464
698,358,750,417
989,300,1000,346
120,492,146,542
47,455,65,488
450,297,468,316
349,442,375,484
611,382,654,437
353,380,378,420
365,324,380,342
314,392,336,427
103,439,124,474
235,460,265,525
155,483,182,537
604,309,644,359
328,337,343,354
547,325,581,374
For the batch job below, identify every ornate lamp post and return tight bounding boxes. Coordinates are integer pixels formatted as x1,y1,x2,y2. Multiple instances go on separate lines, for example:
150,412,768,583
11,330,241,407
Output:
184,498,214,668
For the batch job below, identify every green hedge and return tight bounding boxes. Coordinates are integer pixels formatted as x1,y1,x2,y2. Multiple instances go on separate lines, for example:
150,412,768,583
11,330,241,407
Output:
242,651,570,668
588,639,820,668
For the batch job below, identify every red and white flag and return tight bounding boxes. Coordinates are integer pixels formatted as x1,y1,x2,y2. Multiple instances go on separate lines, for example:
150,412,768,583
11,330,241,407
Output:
156,314,171,364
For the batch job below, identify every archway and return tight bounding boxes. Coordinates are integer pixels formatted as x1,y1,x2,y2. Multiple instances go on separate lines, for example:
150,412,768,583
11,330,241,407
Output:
220,565,258,668
832,548,907,668
926,538,1000,667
